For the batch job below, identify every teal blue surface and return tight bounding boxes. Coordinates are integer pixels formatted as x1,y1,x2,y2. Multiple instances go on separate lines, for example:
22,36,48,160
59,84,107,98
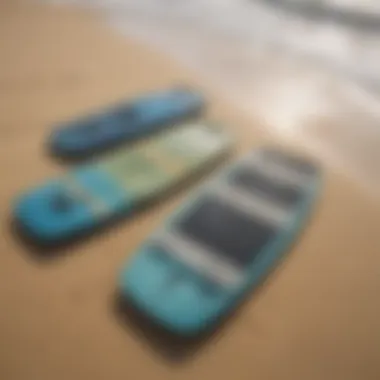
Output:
120,245,233,333
73,166,131,211
13,167,134,243
14,181,93,242
119,165,322,336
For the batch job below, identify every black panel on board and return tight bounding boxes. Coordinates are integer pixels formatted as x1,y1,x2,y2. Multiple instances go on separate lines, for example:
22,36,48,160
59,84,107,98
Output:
233,168,303,207
261,149,318,176
178,197,277,268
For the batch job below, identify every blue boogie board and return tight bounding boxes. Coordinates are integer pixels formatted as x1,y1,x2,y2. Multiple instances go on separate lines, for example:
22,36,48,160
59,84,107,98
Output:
49,87,205,159
14,123,231,244
119,148,322,336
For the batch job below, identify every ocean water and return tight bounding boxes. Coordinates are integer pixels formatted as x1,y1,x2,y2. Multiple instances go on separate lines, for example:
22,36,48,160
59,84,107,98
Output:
46,0,380,198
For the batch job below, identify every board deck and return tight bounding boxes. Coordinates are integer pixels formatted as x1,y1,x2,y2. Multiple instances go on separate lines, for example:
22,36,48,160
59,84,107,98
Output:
14,123,232,244
49,87,205,159
119,148,321,336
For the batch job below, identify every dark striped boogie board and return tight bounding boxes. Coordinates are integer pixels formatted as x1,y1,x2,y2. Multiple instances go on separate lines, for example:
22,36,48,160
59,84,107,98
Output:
119,147,322,336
